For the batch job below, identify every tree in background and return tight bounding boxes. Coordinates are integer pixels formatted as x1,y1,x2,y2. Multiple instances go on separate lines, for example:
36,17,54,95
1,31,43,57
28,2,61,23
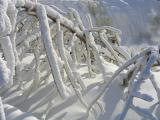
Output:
87,0,112,27
149,10,160,45
138,8,160,45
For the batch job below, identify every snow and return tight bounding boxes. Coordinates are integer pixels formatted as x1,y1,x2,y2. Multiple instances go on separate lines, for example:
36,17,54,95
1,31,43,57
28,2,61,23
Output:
4,104,39,120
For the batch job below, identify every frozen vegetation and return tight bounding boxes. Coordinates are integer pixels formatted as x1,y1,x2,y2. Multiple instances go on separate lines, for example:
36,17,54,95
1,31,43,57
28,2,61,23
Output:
0,0,159,120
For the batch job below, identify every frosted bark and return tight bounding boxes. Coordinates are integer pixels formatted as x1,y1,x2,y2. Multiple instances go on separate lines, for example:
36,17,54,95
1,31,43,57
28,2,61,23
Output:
36,4,69,98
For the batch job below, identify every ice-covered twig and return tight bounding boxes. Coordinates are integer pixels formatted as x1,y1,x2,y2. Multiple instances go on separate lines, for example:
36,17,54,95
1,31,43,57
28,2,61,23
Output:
87,26,122,34
68,8,85,31
49,5,67,15
86,14,93,28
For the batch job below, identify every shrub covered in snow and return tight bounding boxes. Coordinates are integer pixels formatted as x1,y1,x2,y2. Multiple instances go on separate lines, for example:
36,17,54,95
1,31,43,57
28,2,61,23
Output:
0,0,159,120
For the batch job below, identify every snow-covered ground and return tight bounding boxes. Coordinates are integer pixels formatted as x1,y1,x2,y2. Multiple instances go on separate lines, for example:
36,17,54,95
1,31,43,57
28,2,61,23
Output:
2,53,160,120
